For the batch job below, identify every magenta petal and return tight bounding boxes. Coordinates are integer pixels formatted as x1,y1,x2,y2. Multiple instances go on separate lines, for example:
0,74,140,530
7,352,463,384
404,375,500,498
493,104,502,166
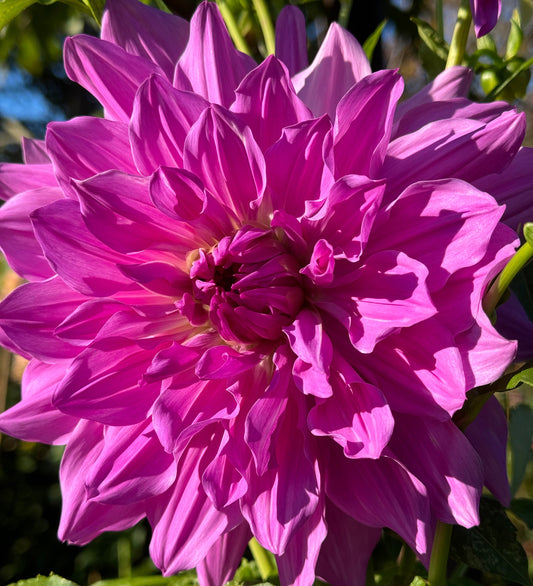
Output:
390,416,483,527
86,419,176,505
102,0,189,80
464,396,510,506
147,432,242,574
276,497,327,586
326,447,431,562
316,499,381,586
475,147,533,231
0,187,60,281
0,360,77,444
74,170,192,255
58,420,145,545
174,1,256,107
332,69,403,178
265,116,331,217
350,251,435,353
130,75,208,175
309,362,393,459
275,6,308,76
241,395,320,555
53,337,162,425
292,23,371,119
0,162,57,200
0,277,84,362
284,309,333,398
232,55,312,150
21,137,50,164
383,111,526,197
245,347,291,475
64,35,159,121
196,346,259,379
196,523,252,586
150,166,207,221
183,106,266,219
471,0,501,37
45,117,136,198
31,199,136,296
395,66,473,121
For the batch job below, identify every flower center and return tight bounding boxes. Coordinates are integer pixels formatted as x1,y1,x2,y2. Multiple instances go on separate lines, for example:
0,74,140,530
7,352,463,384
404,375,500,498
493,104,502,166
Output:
179,225,304,344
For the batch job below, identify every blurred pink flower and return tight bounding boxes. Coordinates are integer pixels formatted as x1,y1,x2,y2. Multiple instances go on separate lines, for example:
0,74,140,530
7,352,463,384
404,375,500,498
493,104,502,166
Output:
471,0,501,37
0,1,527,585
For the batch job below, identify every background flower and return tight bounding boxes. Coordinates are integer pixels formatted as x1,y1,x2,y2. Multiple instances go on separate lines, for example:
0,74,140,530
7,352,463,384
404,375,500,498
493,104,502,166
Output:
0,1,528,585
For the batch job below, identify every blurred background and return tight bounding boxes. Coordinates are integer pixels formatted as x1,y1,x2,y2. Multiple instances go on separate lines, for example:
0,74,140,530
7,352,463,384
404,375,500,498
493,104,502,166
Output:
1,0,533,584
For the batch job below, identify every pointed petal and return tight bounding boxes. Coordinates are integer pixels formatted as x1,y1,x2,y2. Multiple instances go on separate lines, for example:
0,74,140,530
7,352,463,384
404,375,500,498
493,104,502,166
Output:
265,116,331,217
276,497,327,586
64,35,159,121
316,499,381,586
0,277,84,362
46,117,136,198
21,137,50,164
0,187,60,281
183,106,266,220
31,199,136,296
292,23,371,119
58,420,145,544
464,396,510,506
390,416,483,527
0,162,57,200
130,75,208,175
0,360,78,444
102,0,189,79
196,523,252,586
86,419,176,505
275,6,308,76
148,431,242,574
332,69,403,178
232,55,312,150
174,1,256,107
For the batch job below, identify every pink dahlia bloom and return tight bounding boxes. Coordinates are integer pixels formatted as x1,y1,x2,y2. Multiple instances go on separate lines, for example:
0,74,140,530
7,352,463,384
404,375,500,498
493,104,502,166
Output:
471,0,501,37
0,1,528,585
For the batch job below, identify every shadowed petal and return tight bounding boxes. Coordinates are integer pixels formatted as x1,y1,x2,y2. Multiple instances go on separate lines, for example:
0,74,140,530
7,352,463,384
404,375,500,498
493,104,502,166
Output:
275,6,308,76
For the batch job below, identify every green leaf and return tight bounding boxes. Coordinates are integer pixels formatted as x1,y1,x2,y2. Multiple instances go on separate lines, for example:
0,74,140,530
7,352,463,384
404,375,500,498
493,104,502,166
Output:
510,498,533,529
7,575,79,586
91,571,197,586
409,578,427,586
450,498,531,586
506,9,523,60
484,56,533,101
80,0,104,23
411,17,450,62
510,404,533,495
507,366,533,389
0,0,38,30
362,19,387,62
524,223,533,248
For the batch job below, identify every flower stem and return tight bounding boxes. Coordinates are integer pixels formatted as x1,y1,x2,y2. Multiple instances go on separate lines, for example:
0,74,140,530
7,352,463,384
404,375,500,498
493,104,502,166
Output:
483,240,533,316
249,537,277,580
216,1,253,55
446,0,472,68
252,0,276,55
428,521,453,586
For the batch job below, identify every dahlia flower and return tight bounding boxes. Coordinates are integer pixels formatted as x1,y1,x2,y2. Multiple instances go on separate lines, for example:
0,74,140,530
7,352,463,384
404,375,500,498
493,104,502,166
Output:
0,1,527,585
471,0,501,37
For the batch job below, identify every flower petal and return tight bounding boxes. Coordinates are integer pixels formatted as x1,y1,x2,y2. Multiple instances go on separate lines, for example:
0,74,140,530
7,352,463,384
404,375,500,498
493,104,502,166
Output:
275,6,308,76
174,1,256,107
102,0,189,79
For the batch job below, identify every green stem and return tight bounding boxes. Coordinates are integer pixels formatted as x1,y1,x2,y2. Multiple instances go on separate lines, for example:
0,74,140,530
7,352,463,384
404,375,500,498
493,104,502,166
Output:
436,0,444,38
216,1,253,55
428,521,453,586
252,0,276,55
249,537,277,580
483,240,533,316
446,0,472,68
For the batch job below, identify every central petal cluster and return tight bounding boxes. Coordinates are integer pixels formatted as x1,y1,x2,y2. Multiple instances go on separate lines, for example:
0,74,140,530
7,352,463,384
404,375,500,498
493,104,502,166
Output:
183,225,304,343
